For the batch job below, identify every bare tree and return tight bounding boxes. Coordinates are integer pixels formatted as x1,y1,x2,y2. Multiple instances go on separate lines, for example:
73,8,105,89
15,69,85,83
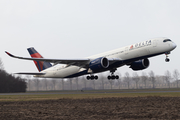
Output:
75,77,79,90
108,79,114,89
26,75,32,91
69,78,73,90
52,79,57,90
92,78,96,90
124,72,131,89
99,74,105,89
132,72,139,89
116,73,121,89
149,71,156,89
141,72,148,89
164,70,172,88
34,78,40,91
173,69,180,88
0,58,4,70
61,79,64,90
82,76,87,90
44,78,48,91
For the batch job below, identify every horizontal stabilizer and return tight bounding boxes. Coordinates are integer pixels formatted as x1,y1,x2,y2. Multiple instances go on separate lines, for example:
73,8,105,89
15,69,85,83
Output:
15,72,46,75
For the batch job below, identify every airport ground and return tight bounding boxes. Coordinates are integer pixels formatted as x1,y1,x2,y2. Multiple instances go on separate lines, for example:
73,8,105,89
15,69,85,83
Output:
1,89,180,119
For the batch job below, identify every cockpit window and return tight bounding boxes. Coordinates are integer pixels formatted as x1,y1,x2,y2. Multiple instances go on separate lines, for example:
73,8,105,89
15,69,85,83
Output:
163,39,172,42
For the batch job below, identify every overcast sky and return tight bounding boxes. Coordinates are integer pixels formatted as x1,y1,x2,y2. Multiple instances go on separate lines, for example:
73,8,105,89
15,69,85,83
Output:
0,0,180,77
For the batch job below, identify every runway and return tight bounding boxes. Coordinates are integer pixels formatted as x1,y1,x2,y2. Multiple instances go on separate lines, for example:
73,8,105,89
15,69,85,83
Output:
0,90,180,96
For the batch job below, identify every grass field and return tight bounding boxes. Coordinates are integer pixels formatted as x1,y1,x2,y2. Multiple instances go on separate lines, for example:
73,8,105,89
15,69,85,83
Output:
0,88,180,101
1,89,180,119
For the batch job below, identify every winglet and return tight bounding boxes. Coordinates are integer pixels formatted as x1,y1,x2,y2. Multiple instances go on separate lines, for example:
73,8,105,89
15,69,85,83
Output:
5,51,15,57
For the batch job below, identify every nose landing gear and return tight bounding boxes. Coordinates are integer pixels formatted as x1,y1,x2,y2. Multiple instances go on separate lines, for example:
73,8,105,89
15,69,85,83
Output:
165,52,170,62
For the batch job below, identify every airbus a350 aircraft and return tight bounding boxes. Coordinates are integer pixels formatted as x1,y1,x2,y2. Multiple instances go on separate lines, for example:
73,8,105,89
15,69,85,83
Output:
6,38,177,80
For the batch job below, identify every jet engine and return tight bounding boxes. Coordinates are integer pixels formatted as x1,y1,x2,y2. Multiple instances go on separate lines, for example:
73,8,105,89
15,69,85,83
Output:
130,58,150,71
89,57,109,72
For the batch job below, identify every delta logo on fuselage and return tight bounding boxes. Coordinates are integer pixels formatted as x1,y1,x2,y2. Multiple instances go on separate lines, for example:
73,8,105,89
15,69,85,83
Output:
130,40,152,50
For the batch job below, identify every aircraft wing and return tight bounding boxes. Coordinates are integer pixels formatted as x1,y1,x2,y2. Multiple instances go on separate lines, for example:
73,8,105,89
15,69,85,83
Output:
5,51,90,67
5,51,122,68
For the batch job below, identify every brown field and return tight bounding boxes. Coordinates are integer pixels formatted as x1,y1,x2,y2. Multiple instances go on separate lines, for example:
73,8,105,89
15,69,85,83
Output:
0,96,180,120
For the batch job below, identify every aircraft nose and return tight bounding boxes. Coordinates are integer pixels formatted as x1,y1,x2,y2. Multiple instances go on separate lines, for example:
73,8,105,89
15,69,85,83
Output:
172,42,177,49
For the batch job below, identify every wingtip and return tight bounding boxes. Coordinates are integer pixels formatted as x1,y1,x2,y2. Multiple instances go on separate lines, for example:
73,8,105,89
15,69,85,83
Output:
5,51,14,57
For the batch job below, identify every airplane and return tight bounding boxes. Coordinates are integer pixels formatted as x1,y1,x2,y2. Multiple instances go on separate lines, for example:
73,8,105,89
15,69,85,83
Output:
5,37,177,80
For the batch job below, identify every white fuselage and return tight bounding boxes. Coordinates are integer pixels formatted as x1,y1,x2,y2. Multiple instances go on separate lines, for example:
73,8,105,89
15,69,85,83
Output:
37,38,176,78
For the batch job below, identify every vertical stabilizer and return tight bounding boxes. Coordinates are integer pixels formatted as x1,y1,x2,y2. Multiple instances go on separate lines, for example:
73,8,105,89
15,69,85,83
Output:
27,47,52,72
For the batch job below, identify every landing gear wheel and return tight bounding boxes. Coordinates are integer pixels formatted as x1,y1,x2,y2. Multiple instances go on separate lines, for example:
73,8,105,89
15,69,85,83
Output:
87,76,90,80
165,58,170,62
112,75,116,80
91,75,94,80
115,75,119,79
94,75,98,80
86,75,98,80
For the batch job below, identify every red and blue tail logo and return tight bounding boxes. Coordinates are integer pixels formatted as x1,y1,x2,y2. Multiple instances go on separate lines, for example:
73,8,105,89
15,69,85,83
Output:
27,47,52,72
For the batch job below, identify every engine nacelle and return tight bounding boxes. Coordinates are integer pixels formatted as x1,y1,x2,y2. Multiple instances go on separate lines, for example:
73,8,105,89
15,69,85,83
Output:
89,57,109,72
130,58,150,71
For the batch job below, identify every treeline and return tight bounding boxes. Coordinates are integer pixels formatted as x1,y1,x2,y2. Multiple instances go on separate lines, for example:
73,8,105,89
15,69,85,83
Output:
0,58,27,93
26,70,180,91
0,70,27,93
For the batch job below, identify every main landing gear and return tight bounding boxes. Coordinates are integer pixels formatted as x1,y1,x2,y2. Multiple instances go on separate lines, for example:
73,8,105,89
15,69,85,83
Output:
86,69,120,80
86,75,98,80
165,52,170,62
107,69,119,80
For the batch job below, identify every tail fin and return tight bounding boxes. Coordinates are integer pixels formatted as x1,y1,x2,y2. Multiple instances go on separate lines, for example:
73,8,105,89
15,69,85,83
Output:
27,47,52,72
